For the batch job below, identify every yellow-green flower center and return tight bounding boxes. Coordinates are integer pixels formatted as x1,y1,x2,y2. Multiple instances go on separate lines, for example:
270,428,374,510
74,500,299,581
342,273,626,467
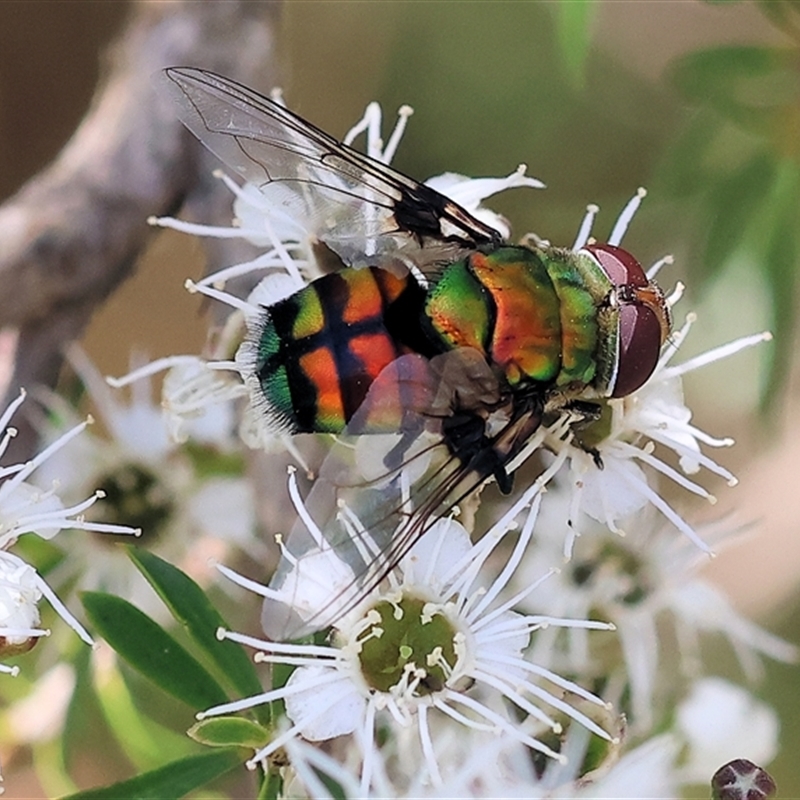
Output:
357,594,459,696
96,463,174,544
571,541,651,606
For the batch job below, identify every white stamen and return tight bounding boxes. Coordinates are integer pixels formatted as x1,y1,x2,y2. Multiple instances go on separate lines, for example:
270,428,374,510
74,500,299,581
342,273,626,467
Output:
608,187,646,246
148,215,263,239
0,390,26,434
661,331,772,381
618,467,713,553
105,356,200,389
214,562,290,603
287,468,326,548
417,705,442,786
666,280,685,307
184,279,257,316
383,106,414,164
441,691,566,762
197,252,309,290
31,568,93,646
647,254,674,280
572,204,599,251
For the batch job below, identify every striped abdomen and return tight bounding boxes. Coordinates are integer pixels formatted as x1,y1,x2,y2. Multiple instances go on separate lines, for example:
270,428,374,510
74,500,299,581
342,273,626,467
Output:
255,267,428,433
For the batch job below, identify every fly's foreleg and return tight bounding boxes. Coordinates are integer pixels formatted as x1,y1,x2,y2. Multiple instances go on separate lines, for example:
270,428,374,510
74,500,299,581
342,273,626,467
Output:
562,399,606,469
441,412,514,494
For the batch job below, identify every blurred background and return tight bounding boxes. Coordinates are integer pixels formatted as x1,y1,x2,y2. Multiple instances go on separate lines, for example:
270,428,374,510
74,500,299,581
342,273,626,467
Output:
0,0,799,796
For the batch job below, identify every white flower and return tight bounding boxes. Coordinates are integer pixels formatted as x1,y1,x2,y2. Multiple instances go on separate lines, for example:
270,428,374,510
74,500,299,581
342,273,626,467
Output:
159,356,245,445
147,98,419,291
542,316,769,556
425,167,543,239
505,187,763,556
145,89,750,562
575,735,681,800
676,678,779,786
0,555,47,655
106,304,249,450
35,349,259,610
283,723,680,799
200,471,616,791
0,390,137,671
515,489,795,732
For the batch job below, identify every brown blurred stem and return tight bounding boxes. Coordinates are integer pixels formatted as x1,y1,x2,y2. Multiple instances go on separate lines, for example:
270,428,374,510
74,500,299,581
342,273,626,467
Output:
0,0,281,458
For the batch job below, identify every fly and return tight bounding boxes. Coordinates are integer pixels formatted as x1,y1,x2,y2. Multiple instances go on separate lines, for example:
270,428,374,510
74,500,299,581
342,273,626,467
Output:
162,68,671,636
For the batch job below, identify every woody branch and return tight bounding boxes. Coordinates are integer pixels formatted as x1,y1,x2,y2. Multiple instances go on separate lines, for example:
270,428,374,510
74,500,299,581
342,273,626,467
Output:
0,0,281,457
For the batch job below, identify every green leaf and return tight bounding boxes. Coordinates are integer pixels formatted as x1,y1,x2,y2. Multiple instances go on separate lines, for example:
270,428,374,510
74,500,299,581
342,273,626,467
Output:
15,531,63,575
93,652,196,770
183,440,247,477
671,45,795,133
760,165,800,412
700,153,777,284
82,591,228,712
35,737,79,798
757,0,800,39
257,768,284,800
188,716,270,749
128,549,264,703
656,111,721,198
553,0,596,89
60,748,243,800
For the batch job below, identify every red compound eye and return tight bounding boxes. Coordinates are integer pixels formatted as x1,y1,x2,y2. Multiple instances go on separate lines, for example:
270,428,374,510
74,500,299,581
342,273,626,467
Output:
585,242,649,288
583,243,669,398
612,302,663,397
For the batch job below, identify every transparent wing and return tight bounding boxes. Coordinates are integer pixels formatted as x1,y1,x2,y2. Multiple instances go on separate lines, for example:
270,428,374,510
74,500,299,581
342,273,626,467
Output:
260,350,542,640
162,68,503,270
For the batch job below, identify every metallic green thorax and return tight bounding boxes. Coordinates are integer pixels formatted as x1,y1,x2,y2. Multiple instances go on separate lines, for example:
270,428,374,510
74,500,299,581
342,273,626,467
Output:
425,246,614,393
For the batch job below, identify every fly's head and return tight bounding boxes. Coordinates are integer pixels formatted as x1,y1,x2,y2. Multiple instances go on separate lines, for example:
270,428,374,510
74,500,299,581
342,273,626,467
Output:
584,243,671,399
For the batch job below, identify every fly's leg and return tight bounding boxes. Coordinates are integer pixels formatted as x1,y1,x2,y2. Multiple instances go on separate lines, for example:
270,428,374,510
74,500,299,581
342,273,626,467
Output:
441,412,515,494
587,446,604,470
562,399,606,469
383,423,424,473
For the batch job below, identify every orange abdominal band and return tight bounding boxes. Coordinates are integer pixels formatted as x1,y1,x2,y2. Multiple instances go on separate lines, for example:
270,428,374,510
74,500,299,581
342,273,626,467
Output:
299,347,344,431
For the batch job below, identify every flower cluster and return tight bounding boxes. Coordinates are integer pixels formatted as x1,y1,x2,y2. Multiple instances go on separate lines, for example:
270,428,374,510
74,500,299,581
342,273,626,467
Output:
118,95,794,799
33,346,258,615
0,390,138,674
206,470,616,788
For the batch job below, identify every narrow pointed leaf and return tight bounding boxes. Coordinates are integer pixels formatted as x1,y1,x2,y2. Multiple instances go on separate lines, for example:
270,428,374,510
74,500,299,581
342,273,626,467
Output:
757,0,800,38
93,652,196,769
553,0,596,89
60,748,243,800
258,768,283,800
761,184,798,411
188,716,270,749
700,153,776,284
82,591,228,711
657,112,719,198
128,548,264,701
671,45,794,132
